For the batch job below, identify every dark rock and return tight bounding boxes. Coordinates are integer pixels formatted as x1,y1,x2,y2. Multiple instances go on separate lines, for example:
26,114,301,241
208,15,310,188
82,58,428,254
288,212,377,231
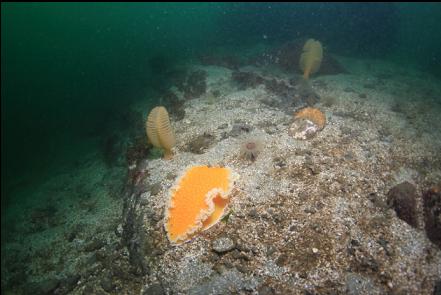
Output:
84,239,106,252
232,71,265,90
248,208,258,218
100,276,114,292
377,238,393,256
236,264,249,273
348,240,379,273
304,207,317,214
226,71,314,111
289,225,297,231
86,252,98,265
359,255,379,272
273,157,287,169
236,240,250,253
258,285,275,295
212,90,221,97
126,137,149,166
115,223,124,237
321,95,337,107
230,123,253,137
309,165,321,175
143,283,165,295
387,181,418,227
305,94,319,106
231,249,242,259
166,172,176,180
163,92,186,121
55,274,80,294
359,93,367,99
187,269,255,295
149,183,162,196
289,77,301,86
96,249,108,263
368,192,388,210
266,245,277,257
183,70,207,100
32,278,60,294
434,280,441,295
187,132,216,154
82,283,95,294
101,133,124,168
231,249,251,261
213,263,227,274
66,228,79,242
298,80,320,106
264,78,298,106
122,191,151,276
423,183,441,248
30,205,58,232
346,273,382,295
276,253,288,267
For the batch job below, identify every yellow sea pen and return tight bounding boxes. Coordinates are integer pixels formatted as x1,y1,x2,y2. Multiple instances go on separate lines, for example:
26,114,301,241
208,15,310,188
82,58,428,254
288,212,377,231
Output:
299,39,323,79
146,106,176,160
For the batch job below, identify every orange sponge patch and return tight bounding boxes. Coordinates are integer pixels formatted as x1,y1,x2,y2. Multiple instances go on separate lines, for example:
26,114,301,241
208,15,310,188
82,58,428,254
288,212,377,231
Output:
294,107,326,130
165,166,235,244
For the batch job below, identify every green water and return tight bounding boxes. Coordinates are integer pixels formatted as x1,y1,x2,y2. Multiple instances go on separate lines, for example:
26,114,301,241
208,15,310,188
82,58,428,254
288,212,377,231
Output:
1,3,223,204
2,3,441,204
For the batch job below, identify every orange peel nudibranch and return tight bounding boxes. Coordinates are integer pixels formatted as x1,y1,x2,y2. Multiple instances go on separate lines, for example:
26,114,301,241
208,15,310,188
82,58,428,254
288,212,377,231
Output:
164,165,238,245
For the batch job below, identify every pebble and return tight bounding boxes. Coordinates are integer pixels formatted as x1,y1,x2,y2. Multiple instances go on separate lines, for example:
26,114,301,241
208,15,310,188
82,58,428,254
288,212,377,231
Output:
248,209,258,218
236,265,249,273
100,276,114,292
34,278,59,294
115,224,124,237
276,254,288,267
84,239,105,252
267,245,277,256
142,283,164,295
258,285,275,295
149,183,162,195
387,181,417,227
212,237,235,253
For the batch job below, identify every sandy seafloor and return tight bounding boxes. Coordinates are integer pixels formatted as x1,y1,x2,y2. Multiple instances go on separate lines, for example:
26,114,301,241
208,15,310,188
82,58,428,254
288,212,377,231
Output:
2,56,441,295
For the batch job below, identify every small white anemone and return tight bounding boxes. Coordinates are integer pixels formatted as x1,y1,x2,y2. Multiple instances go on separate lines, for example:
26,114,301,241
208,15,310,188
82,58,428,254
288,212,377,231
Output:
239,136,264,161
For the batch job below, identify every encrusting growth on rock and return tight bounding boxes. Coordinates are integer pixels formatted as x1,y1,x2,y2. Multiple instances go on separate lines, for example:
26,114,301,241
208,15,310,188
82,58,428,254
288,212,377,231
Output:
289,107,327,140
294,107,326,130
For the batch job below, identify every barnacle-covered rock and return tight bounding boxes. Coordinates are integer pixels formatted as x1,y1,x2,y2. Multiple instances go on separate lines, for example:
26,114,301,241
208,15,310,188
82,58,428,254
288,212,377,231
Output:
289,107,326,140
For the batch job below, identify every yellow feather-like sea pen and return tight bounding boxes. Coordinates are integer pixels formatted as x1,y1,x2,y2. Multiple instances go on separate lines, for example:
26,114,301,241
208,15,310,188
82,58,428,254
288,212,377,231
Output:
299,39,323,79
146,106,176,160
